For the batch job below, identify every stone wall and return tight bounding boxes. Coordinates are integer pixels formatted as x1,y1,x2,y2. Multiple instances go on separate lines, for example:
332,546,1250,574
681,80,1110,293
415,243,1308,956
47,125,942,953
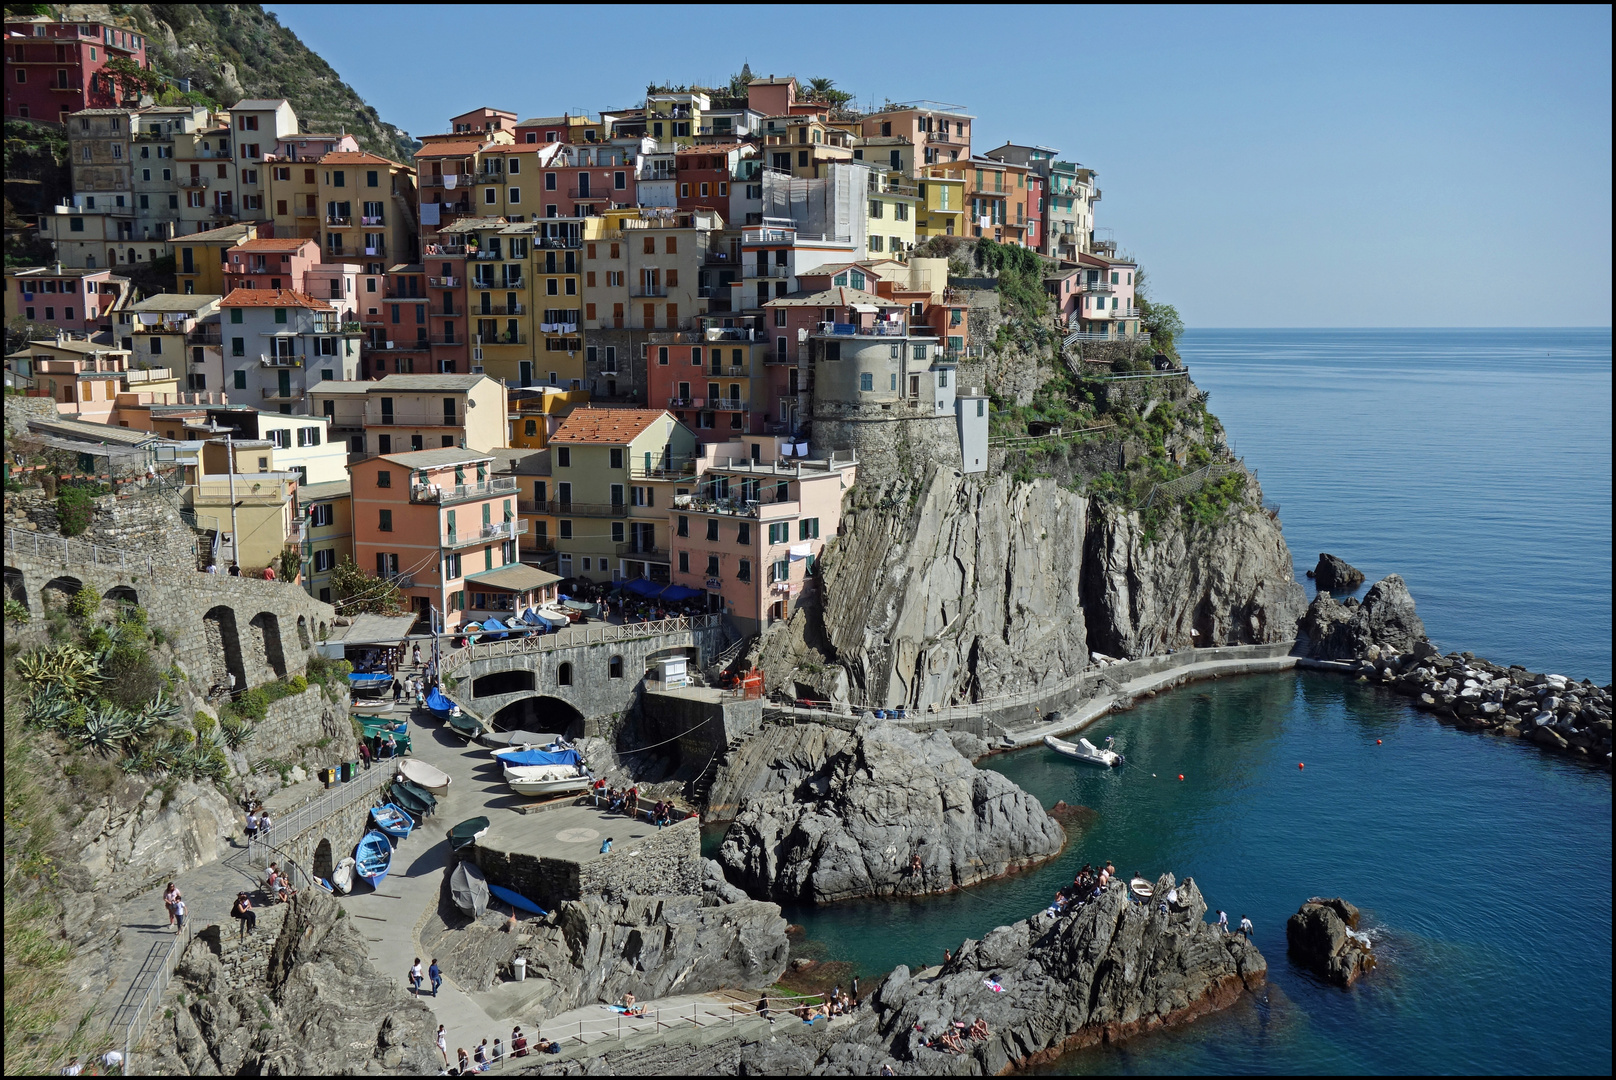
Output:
4,484,198,570
637,689,762,780
578,816,703,900
3,392,61,437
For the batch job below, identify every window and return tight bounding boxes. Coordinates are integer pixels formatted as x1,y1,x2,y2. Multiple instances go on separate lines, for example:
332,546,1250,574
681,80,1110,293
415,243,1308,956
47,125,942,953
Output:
508,187,520,204
557,662,572,686
676,514,689,538
545,172,556,190
608,655,623,679
799,517,820,540
658,346,669,366
680,183,689,198
706,554,720,577
977,398,985,417
768,521,789,544
773,559,790,582
860,372,874,392
376,469,391,488
609,448,624,469
870,200,883,219
484,187,496,205
938,369,949,388
314,548,335,572
737,523,751,546
231,338,245,358
556,447,570,467
706,518,719,541
233,369,247,388
869,235,883,252
678,551,689,573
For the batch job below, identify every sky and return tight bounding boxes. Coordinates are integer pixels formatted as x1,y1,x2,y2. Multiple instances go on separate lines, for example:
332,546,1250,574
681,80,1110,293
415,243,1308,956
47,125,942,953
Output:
265,5,1611,328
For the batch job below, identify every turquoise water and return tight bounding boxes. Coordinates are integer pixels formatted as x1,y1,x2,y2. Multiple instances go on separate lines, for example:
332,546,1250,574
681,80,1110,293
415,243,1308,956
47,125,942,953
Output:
777,330,1612,1074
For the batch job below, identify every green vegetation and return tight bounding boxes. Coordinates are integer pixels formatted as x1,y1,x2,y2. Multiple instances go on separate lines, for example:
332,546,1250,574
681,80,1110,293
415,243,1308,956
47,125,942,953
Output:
329,555,406,616
220,676,307,724
54,483,100,538
973,238,1052,319
4,598,30,624
304,654,352,698
1135,269,1184,358
277,544,301,585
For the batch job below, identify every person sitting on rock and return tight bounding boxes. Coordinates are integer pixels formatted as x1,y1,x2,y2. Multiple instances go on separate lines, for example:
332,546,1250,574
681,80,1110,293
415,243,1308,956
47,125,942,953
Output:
909,853,923,875
940,1029,967,1054
969,1016,990,1041
509,1027,528,1056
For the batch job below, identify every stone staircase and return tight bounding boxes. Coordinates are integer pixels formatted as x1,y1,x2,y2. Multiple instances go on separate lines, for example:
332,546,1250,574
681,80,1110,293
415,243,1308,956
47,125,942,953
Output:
689,733,750,807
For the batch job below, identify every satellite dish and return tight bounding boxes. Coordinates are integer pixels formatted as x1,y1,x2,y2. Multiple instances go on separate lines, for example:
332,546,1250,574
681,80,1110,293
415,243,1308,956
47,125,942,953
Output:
466,399,476,408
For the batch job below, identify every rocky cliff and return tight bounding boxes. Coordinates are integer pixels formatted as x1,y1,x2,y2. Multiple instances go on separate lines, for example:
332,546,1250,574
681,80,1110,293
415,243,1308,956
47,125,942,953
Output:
1295,574,1426,660
1286,896,1374,987
716,721,1064,904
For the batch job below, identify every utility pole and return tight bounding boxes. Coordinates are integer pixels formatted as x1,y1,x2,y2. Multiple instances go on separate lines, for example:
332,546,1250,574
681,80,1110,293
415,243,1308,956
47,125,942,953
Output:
225,433,240,569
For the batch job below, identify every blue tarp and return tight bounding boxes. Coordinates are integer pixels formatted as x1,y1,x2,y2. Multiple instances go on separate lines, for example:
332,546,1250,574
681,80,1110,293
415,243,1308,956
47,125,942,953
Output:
498,747,582,768
621,578,662,598
426,687,455,715
661,583,703,601
621,579,704,602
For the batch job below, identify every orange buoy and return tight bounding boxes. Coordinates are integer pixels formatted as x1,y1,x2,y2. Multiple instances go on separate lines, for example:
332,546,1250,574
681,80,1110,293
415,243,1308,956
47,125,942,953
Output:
1178,774,1185,781
1376,739,1382,744
1298,762,1305,769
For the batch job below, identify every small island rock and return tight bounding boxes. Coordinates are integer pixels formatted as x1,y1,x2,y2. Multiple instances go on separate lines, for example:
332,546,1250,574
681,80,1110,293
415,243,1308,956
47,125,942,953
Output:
1313,553,1366,592
1286,896,1375,986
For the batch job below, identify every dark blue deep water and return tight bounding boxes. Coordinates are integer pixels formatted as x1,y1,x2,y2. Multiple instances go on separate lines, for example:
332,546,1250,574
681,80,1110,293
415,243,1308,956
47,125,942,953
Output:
781,330,1613,1074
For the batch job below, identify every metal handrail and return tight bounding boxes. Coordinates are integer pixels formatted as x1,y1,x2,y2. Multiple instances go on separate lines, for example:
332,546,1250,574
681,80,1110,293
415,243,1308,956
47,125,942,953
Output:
440,614,721,676
121,922,193,1075
248,764,390,865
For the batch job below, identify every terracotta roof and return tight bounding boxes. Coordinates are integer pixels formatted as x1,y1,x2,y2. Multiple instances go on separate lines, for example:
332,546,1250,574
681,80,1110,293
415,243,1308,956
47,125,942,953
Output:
234,237,318,252
220,288,334,311
318,151,406,168
549,407,674,445
415,139,491,157
375,447,492,469
676,144,742,155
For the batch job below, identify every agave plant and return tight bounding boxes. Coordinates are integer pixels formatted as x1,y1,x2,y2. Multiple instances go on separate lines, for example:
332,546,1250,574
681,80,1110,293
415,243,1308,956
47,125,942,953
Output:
120,707,159,744
218,717,251,752
192,748,230,783
24,686,77,732
15,644,101,695
78,708,127,756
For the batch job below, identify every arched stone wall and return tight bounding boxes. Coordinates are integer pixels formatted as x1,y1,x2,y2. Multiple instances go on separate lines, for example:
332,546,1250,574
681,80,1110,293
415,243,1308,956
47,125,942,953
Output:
41,574,83,609
250,611,288,680
203,605,247,693
4,566,27,608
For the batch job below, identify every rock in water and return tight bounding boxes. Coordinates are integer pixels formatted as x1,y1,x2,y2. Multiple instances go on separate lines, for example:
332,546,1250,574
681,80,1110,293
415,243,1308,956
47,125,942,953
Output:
1313,553,1366,591
831,874,1266,1073
1297,574,1428,660
1286,897,1375,987
717,721,1064,904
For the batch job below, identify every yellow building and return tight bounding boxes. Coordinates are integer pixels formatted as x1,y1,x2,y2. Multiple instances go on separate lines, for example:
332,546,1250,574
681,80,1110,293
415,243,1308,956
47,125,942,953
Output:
297,478,353,603
172,120,238,237
645,91,710,147
509,385,588,448
311,151,419,270
915,171,968,239
547,407,697,584
460,219,535,385
264,158,322,239
191,437,300,573
864,172,919,260
175,222,259,295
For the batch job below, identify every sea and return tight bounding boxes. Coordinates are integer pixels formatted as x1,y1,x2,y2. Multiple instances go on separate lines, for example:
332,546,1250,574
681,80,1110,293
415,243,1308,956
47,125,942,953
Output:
774,329,1614,1075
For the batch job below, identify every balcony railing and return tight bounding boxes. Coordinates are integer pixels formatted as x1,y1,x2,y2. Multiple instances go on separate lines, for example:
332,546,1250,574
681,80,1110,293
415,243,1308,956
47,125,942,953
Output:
627,456,697,481
376,408,462,427
186,327,222,345
259,353,304,368
365,340,431,353
535,500,628,518
361,215,385,226
424,244,468,257
743,265,791,280
326,215,351,227
428,276,460,287
568,187,607,200
473,333,528,346
815,321,908,337
409,477,519,504
629,286,667,298
474,304,524,316
420,175,462,189
260,387,303,401
445,519,528,547
476,172,508,184
618,543,669,560
535,237,583,249
1083,279,1116,294
179,177,208,188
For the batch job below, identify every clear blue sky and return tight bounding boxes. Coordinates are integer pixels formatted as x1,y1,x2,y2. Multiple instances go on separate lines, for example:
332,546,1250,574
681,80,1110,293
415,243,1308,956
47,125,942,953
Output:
265,5,1611,328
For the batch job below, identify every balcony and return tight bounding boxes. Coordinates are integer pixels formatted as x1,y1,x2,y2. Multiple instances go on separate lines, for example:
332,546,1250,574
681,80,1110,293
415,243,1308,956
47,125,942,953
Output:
383,573,415,589
741,227,795,245
764,352,795,366
618,543,669,560
432,306,459,317
628,456,697,481
1082,279,1116,294
629,286,667,298
474,333,528,346
259,353,305,368
179,176,209,188
473,251,502,261
260,387,304,401
428,276,460,288
743,265,791,280
409,477,519,504
366,340,431,353
814,321,908,337
186,327,222,346
926,131,967,146
423,244,468,257
473,304,525,316
326,215,352,227
568,187,607,200
340,321,363,334
535,237,583,249
705,326,758,342
376,408,461,427
537,500,628,518
444,519,528,548
361,215,385,226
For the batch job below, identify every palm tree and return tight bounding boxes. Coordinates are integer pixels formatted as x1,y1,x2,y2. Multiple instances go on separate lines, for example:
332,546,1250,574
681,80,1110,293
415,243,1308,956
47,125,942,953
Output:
807,77,836,102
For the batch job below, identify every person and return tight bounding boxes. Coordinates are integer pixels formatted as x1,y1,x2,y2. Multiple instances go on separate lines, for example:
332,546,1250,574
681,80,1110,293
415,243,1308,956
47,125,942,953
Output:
627,785,639,818
258,810,272,842
385,733,397,759
535,1034,557,1053
262,564,275,581
428,958,443,997
942,948,952,966
1165,885,1179,906
435,1025,449,1067
393,677,403,703
510,1026,528,1057
457,1047,471,1073
880,1064,896,1077
473,1040,489,1068
490,1039,503,1067
851,975,860,1003
359,740,372,770
413,643,423,668
245,809,260,844
599,837,613,854
1239,915,1253,939
61,1056,82,1075
232,892,257,937
410,958,424,996
206,561,220,574
173,895,186,933
266,863,281,895
755,995,770,1020
910,853,923,875
1217,909,1229,933
163,882,180,928
969,1016,990,1041
1097,865,1111,889
228,562,241,576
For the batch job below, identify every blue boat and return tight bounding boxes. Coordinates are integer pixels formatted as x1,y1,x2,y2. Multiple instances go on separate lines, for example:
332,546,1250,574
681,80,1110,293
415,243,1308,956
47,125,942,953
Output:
370,803,414,844
492,746,582,768
354,830,393,889
480,617,508,641
488,882,548,916
426,686,458,721
348,670,392,696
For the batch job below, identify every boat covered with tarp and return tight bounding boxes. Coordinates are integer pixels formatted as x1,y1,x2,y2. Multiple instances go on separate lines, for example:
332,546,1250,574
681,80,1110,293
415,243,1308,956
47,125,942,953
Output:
396,758,452,795
348,670,392,696
488,882,548,916
426,686,459,721
451,859,490,917
494,746,583,769
447,816,490,852
391,778,437,819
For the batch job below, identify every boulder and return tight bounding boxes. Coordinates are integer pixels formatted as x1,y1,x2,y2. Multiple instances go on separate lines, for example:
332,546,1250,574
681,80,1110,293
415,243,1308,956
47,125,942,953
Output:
1296,574,1428,661
1312,553,1366,592
717,721,1064,904
1286,896,1375,987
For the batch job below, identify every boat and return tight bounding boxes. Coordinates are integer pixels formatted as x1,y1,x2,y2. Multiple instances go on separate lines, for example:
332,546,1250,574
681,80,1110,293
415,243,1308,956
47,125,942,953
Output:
494,746,583,769
1043,734,1124,767
487,882,548,917
348,670,393,696
534,606,571,629
426,686,459,722
331,856,355,895
1130,877,1154,901
354,831,393,889
447,816,490,852
396,758,452,795
506,765,594,798
391,778,437,820
370,803,415,843
450,860,490,917
479,617,509,641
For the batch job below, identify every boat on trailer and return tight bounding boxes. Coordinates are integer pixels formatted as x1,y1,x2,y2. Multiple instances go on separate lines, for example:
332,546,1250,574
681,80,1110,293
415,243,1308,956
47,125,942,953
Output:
1043,734,1124,767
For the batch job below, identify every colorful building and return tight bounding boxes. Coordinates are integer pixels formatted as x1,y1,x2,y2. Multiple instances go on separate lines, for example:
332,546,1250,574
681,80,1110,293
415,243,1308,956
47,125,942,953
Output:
297,478,353,603
122,292,221,384
219,288,359,412
5,337,174,422
860,102,973,171
175,222,260,295
3,15,149,123
1065,252,1141,337
5,265,131,334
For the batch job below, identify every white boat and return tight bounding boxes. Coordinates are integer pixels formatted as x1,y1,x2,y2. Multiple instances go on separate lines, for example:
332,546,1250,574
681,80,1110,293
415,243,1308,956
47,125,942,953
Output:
396,758,453,795
1130,877,1154,900
1043,734,1124,767
490,741,571,761
331,856,356,895
505,764,593,798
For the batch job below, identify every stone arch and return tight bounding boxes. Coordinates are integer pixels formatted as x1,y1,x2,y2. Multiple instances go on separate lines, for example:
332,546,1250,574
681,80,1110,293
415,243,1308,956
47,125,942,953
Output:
249,611,287,680
471,669,535,698
4,566,27,609
490,696,585,739
41,575,83,610
203,605,246,694
296,615,311,650
103,584,140,609
608,655,624,679
318,620,328,642
557,661,573,687
311,838,334,884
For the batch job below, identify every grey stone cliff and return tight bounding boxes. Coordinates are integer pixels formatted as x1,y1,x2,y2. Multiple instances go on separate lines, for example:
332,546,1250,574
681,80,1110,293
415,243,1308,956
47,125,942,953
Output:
1295,574,1426,660
716,721,1064,904
1286,896,1375,987
1310,553,1365,591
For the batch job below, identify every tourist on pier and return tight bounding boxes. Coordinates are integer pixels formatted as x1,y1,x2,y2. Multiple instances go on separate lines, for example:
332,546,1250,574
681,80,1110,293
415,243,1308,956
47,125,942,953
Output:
435,1025,448,1067
413,644,423,668
490,1038,503,1066
1239,915,1253,938
456,1047,471,1072
384,733,398,759
393,678,403,703
163,882,180,928
429,959,442,997
473,1040,489,1068
258,809,272,842
510,1026,528,1056
245,809,260,844
359,740,372,770
410,958,424,995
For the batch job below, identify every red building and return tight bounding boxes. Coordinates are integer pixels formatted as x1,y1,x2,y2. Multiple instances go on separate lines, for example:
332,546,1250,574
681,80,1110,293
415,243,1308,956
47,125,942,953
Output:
1024,174,1045,252
4,16,148,123
674,145,745,214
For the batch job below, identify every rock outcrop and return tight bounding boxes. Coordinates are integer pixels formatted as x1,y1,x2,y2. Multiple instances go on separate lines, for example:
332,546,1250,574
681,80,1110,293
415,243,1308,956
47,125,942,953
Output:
717,721,1064,904
1310,553,1365,591
1295,574,1426,660
70,779,238,900
1286,897,1374,987
147,889,441,1074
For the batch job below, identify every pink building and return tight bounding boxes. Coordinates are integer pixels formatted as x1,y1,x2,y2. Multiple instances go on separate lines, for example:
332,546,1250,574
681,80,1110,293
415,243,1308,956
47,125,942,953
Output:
1067,251,1141,337
668,443,856,633
6,265,130,334
222,237,321,294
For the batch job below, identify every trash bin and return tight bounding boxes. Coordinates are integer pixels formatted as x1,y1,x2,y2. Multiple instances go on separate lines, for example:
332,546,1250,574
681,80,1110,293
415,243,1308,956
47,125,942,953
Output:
322,767,334,788
512,956,526,982
340,761,352,783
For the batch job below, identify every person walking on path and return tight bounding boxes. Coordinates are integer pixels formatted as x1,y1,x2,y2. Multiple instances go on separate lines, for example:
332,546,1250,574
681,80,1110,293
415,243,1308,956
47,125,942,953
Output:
258,809,272,844
245,809,259,844
1217,910,1229,933
474,1040,489,1069
359,740,372,770
173,896,186,934
409,958,424,996
228,562,241,576
413,644,423,668
429,959,442,997
435,1025,449,1067
163,882,180,928
1239,915,1253,939
393,677,403,704
457,1047,471,1073
491,1039,503,1067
